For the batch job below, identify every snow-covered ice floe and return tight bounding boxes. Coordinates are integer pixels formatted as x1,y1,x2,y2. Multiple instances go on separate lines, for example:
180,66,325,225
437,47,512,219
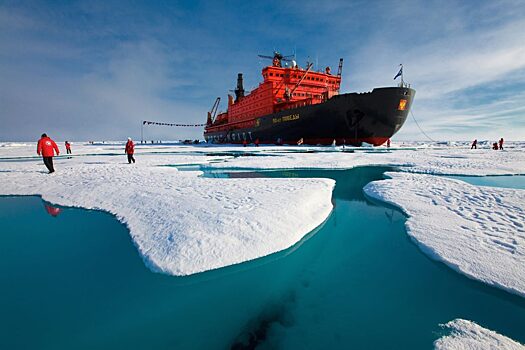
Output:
206,148,525,176
0,161,334,276
434,319,525,349
2,143,525,176
364,172,525,297
2,143,525,279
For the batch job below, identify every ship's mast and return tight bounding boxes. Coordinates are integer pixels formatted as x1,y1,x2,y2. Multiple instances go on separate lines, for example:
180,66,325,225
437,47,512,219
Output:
400,64,404,87
337,58,344,77
258,51,294,68
336,58,344,93
395,64,407,88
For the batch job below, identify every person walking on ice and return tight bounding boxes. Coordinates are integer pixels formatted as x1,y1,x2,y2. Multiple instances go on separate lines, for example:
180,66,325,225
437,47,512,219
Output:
499,138,504,150
37,133,60,173
471,139,477,149
65,141,72,154
125,137,135,164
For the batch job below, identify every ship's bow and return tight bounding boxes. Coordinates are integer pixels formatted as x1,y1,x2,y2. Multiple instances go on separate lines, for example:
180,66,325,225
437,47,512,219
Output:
338,86,415,146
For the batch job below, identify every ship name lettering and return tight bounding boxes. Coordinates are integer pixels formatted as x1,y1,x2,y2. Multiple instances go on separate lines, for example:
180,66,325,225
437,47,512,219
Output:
282,114,300,122
273,114,300,124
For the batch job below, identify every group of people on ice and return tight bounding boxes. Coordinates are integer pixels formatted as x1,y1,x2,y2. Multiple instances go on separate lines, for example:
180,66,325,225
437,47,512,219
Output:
37,134,136,173
242,138,260,147
470,138,504,150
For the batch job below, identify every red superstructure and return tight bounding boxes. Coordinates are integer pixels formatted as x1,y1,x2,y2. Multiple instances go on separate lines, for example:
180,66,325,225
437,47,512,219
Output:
206,52,343,133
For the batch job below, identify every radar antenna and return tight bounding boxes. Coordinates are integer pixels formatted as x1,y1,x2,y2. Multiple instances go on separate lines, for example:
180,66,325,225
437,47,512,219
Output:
258,51,295,67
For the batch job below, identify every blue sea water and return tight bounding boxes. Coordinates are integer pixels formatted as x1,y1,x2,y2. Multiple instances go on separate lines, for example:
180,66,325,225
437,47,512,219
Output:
447,174,525,190
1,167,524,350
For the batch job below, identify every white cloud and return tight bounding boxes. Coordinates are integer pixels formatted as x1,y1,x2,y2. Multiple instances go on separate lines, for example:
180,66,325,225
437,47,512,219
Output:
0,7,205,141
335,1,525,140
1,1,524,141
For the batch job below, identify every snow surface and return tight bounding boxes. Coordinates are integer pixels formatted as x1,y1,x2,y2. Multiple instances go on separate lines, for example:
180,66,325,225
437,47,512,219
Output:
3,142,524,176
0,154,334,276
206,148,525,176
364,172,525,297
434,319,525,350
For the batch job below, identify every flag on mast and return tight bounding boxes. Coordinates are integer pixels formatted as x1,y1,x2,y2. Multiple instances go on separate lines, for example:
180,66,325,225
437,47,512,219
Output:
394,65,403,80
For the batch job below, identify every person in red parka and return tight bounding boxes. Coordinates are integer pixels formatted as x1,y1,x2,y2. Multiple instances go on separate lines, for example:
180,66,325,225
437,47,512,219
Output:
37,133,60,173
125,137,135,164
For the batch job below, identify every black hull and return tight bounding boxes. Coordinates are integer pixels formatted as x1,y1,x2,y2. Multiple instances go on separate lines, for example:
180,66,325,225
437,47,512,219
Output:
204,86,415,146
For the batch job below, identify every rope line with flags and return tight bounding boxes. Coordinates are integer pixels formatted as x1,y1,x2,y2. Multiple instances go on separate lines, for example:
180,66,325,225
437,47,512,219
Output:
141,120,206,142
142,120,206,127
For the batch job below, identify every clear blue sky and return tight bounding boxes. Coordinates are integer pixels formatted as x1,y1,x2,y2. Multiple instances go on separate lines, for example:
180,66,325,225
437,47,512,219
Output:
1,0,524,141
